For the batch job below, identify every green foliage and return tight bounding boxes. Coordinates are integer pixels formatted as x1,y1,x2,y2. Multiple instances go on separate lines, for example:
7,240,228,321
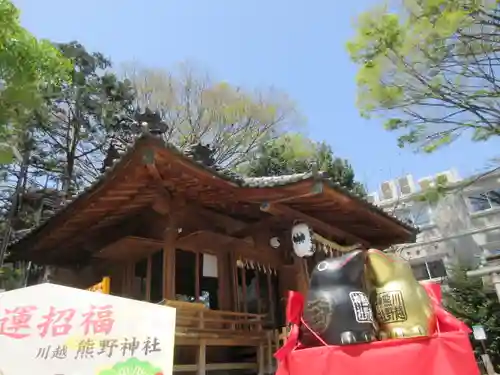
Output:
32,41,136,193
242,134,366,196
98,358,162,375
0,43,306,263
0,265,23,290
348,0,500,152
444,266,500,370
0,0,72,162
0,41,137,241
242,134,315,175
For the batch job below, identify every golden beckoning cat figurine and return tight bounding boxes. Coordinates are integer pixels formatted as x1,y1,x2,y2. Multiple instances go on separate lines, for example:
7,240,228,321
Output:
365,249,436,339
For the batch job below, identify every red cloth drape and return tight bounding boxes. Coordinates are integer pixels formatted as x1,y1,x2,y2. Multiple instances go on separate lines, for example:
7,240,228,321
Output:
275,282,479,375
421,282,471,334
274,291,304,361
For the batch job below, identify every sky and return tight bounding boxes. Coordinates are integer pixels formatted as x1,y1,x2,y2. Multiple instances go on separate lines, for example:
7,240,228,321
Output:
13,0,500,192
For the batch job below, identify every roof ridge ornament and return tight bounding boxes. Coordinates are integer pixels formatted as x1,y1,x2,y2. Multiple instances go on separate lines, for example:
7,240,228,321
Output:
183,142,216,167
134,108,168,136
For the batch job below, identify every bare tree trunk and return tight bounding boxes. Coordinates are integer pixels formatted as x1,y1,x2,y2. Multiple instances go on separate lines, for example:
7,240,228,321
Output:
0,131,32,266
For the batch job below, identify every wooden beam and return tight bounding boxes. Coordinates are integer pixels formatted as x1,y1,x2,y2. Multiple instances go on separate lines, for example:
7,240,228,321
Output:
26,209,145,265
13,148,149,256
176,230,282,267
147,161,249,234
228,216,280,237
193,206,246,234
260,202,369,246
29,183,152,256
152,194,276,240
151,189,172,215
94,236,164,262
146,159,285,240
176,230,233,253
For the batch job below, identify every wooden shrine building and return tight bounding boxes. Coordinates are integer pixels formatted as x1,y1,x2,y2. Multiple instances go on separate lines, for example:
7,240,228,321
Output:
8,132,416,374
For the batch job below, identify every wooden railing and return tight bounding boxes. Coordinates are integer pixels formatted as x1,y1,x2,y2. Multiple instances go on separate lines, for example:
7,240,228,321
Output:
164,300,270,375
82,285,277,374
266,326,289,373
165,299,265,332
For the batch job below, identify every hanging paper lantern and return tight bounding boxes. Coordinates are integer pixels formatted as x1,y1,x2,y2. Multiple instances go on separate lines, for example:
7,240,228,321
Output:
291,222,315,257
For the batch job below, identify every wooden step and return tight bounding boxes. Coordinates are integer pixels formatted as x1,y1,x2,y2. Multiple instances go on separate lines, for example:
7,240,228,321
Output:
174,362,257,372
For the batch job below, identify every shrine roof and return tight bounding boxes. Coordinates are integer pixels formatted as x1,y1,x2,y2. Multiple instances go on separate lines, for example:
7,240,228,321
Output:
8,133,417,262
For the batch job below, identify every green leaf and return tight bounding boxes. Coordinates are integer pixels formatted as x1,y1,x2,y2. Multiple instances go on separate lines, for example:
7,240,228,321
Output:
347,0,500,153
0,0,73,129
98,357,163,375
0,143,14,164
243,134,366,196
444,265,500,369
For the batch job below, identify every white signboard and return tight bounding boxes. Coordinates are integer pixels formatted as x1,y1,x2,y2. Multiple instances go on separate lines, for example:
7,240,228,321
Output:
202,254,218,278
0,283,176,375
472,325,487,341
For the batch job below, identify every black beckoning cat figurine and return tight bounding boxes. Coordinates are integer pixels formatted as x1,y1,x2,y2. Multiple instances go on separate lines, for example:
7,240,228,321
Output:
301,250,376,346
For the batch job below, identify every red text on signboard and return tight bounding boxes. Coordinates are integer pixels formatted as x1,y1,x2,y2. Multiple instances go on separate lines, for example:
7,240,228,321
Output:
0,304,115,339
38,307,76,338
0,306,37,339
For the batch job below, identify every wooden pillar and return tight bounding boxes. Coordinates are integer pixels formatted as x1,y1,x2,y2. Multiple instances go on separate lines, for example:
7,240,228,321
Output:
293,255,309,297
121,263,134,297
196,339,207,375
145,255,152,301
217,254,231,310
163,214,178,301
230,253,240,312
266,331,273,374
109,265,121,295
257,344,265,375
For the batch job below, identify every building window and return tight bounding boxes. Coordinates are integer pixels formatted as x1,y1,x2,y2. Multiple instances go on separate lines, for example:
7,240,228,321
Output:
411,259,447,281
427,260,447,278
411,263,428,280
468,189,500,213
394,204,432,227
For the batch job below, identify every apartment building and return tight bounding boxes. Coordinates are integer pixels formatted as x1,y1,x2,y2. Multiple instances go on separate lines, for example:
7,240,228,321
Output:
369,168,500,282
